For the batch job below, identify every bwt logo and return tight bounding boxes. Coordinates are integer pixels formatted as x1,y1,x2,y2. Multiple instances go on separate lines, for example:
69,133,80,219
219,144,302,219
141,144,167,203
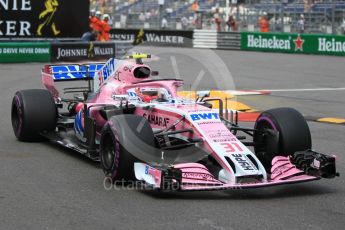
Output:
102,58,116,81
190,113,219,121
51,64,103,80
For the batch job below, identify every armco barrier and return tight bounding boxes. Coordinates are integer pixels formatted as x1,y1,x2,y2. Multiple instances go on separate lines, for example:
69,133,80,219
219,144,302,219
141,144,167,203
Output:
241,32,345,56
2,31,342,64
0,42,51,63
193,30,241,50
193,30,218,49
217,32,241,50
0,41,132,63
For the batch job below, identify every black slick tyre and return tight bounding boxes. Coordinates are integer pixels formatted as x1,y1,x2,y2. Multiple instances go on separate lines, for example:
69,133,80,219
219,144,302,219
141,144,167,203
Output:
100,114,156,182
254,107,312,169
11,89,57,141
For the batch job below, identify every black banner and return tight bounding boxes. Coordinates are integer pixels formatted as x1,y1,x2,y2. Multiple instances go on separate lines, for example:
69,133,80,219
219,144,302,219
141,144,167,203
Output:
51,42,115,62
110,29,193,47
0,0,89,37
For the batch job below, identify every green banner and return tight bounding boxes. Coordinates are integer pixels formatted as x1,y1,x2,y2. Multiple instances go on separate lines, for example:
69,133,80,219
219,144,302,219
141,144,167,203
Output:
241,32,345,56
0,43,51,63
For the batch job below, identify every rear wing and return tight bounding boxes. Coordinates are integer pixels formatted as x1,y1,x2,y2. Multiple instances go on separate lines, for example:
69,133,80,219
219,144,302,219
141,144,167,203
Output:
42,58,124,99
42,63,105,81
41,63,104,100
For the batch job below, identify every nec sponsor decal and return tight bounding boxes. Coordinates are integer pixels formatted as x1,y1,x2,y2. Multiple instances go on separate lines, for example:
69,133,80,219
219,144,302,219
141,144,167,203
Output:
190,113,219,121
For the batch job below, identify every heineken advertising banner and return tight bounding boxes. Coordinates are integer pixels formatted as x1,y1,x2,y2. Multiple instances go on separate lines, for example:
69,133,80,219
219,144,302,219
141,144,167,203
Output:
110,29,193,47
0,0,89,38
51,42,116,62
0,42,50,62
241,32,345,56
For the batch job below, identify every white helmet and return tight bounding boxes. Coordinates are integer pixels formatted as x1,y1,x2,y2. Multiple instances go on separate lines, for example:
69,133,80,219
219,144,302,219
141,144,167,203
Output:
96,11,101,17
103,14,110,20
90,9,96,16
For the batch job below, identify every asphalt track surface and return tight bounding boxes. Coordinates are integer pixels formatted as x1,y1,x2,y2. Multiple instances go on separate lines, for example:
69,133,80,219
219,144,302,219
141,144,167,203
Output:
1,48,344,230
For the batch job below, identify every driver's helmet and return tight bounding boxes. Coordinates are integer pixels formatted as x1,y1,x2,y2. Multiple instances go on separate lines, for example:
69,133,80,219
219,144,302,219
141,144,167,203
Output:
135,88,170,103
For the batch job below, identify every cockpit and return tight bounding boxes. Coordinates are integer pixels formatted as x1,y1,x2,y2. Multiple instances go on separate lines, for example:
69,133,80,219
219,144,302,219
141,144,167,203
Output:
128,87,171,103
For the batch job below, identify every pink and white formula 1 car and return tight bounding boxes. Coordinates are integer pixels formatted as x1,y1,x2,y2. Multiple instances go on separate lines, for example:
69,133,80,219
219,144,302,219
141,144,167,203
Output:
11,54,338,191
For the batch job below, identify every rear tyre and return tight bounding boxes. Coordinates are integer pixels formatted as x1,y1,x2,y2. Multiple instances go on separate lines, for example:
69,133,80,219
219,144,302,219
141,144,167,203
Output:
100,115,156,182
254,107,311,170
11,89,57,141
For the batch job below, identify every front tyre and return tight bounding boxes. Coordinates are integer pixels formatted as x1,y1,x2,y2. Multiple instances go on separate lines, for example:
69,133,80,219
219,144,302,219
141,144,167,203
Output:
100,115,156,182
254,107,311,169
11,89,57,141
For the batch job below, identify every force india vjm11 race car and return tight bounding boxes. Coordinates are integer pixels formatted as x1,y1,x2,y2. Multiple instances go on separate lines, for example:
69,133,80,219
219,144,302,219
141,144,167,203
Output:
11,54,339,191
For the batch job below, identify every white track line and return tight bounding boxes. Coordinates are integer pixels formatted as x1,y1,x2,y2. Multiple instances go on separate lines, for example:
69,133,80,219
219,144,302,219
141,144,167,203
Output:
257,87,345,92
170,56,181,79
226,90,267,95
191,70,205,91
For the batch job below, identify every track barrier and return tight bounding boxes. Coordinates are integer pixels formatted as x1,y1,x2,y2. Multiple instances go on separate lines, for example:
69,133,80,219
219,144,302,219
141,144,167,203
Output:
2,29,345,63
0,41,132,63
241,32,345,56
0,42,51,63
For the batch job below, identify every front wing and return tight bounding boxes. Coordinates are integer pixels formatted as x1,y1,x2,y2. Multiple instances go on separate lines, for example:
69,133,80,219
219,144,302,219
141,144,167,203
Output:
134,151,338,191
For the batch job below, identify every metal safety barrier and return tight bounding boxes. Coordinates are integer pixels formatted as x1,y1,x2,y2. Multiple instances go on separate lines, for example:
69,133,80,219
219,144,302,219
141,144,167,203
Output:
193,30,218,49
0,41,133,63
193,30,241,50
217,32,241,50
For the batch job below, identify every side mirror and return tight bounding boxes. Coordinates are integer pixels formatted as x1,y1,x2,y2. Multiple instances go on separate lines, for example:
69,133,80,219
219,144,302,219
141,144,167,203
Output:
196,90,210,98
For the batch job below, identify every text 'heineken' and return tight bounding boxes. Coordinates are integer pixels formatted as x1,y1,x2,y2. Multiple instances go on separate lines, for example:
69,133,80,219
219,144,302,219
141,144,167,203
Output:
318,38,345,53
247,35,291,50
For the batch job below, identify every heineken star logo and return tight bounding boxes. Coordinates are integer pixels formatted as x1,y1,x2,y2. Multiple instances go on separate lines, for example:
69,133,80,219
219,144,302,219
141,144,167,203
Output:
294,34,304,51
